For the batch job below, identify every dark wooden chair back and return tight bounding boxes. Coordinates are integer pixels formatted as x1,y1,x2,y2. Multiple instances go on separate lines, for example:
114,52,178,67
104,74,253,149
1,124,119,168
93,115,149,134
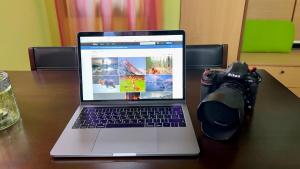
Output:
29,45,227,70
28,47,78,70
186,44,228,69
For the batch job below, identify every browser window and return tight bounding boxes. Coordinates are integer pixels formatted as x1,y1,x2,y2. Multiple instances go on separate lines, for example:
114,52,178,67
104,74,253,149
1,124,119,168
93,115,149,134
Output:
80,35,183,101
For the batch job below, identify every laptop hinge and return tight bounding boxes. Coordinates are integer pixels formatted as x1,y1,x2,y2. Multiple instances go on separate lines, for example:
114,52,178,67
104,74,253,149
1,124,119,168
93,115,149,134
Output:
79,100,186,106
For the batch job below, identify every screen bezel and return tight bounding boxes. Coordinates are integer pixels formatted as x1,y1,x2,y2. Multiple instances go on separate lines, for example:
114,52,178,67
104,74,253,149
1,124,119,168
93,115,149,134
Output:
77,30,186,103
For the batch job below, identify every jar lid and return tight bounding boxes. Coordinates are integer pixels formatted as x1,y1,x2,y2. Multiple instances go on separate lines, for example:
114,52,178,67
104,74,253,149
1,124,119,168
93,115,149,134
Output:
0,72,10,92
0,71,8,81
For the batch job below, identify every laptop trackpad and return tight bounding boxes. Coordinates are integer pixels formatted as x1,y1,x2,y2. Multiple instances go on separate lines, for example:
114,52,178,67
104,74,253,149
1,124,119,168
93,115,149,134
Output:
92,128,157,154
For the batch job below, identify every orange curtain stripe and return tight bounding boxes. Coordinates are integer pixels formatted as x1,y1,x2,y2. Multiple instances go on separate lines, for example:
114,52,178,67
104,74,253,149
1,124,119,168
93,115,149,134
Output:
54,0,179,46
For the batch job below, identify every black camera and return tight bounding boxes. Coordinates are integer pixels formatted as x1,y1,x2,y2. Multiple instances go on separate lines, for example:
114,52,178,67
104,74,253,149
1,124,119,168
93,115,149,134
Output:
197,61,261,140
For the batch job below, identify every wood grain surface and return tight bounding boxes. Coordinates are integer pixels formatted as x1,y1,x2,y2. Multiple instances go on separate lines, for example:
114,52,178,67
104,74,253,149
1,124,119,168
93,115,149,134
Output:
293,0,300,40
0,70,300,169
246,0,296,20
180,0,247,64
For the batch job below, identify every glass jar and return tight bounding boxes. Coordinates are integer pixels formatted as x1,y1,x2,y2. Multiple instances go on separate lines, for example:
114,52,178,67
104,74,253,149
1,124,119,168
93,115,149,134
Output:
0,71,20,130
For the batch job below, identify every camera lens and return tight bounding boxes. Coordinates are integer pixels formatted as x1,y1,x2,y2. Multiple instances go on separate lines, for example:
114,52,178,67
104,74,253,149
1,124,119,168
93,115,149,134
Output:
200,101,239,127
198,62,261,140
198,82,245,140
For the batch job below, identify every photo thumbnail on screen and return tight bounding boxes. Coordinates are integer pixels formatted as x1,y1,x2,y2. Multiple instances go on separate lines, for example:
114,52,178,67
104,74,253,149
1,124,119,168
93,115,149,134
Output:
92,75,120,93
126,92,141,100
120,75,145,92
145,75,173,91
146,56,172,75
119,57,146,75
92,57,119,75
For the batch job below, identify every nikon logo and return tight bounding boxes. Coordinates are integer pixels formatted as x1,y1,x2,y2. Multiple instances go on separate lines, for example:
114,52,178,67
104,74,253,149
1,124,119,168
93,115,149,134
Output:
228,73,241,78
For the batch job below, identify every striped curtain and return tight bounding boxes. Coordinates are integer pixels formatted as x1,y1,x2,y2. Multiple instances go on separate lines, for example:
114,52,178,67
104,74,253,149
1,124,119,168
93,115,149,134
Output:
55,0,180,46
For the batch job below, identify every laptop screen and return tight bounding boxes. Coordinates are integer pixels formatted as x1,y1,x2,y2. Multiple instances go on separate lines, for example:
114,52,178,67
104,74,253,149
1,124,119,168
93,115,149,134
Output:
78,31,184,101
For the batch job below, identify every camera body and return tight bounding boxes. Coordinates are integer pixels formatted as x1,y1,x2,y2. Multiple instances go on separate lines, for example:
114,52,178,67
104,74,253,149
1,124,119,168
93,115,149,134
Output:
197,61,261,140
201,62,261,111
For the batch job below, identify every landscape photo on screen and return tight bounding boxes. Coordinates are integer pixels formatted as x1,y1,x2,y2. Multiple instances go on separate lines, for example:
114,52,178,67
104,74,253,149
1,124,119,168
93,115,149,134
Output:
146,56,172,74
126,92,141,100
120,75,145,92
93,93,126,100
92,75,120,93
92,57,119,75
140,91,172,99
145,75,173,91
119,57,146,75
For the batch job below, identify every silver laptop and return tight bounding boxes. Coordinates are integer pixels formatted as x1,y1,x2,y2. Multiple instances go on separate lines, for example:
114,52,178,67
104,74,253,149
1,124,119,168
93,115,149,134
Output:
50,30,199,157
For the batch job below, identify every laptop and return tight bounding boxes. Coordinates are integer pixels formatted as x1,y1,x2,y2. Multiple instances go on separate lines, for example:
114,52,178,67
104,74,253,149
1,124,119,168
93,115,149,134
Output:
50,30,200,157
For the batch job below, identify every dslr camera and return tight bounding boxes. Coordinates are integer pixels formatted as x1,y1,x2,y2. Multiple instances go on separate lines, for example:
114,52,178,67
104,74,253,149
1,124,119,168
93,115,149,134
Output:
197,61,261,140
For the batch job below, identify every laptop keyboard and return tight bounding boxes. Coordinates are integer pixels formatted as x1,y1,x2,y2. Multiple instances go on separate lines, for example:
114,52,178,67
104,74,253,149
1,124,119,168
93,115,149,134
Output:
72,106,186,129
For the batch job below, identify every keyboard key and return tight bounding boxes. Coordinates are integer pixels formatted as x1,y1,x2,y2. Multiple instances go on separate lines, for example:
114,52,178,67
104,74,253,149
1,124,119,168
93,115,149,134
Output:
170,111,177,115
135,115,141,119
169,119,178,123
105,115,112,119
148,112,155,115
163,123,170,127
128,115,134,119
171,115,178,119
142,115,149,119
115,120,122,124
98,115,105,120
96,123,105,128
137,119,145,124
146,119,152,123
82,108,88,113
157,115,163,119
147,123,155,127
141,111,148,115
161,119,169,123
113,116,120,120
105,112,111,115
150,115,156,119
179,122,186,127
133,112,140,116
80,124,88,128
100,120,107,124
171,122,178,127
90,115,97,119
153,119,160,123
155,112,162,115
155,123,162,127
130,119,137,124
85,120,93,124
162,111,168,115
179,114,184,119
92,119,99,123
164,115,171,119
169,119,185,123
72,123,80,129
123,119,130,123
108,120,114,124
179,119,185,123
106,123,144,128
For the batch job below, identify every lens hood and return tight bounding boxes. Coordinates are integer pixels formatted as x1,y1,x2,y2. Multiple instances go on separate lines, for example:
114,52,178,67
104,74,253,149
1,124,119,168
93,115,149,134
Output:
197,86,245,140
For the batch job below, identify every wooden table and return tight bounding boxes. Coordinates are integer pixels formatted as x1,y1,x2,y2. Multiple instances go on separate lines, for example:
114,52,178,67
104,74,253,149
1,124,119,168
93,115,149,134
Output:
1,70,300,169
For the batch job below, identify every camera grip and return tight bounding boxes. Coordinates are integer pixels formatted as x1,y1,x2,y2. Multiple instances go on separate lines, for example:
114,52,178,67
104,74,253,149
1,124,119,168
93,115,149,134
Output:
200,84,211,101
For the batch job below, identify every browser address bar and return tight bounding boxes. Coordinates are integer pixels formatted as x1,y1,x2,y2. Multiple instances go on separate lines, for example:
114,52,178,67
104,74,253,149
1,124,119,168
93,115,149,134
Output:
140,41,156,45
